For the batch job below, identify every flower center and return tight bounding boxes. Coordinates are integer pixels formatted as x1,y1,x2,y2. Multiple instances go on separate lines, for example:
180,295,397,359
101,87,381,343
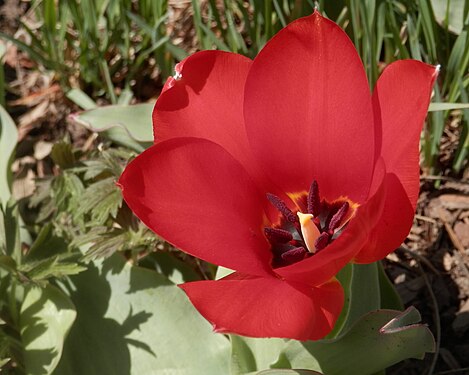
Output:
264,180,356,268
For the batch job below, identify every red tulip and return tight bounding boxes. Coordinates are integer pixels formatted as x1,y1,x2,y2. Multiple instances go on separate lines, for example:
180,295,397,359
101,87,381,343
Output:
118,11,438,340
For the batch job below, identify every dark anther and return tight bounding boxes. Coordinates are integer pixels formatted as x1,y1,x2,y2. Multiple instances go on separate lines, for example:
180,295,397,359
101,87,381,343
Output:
281,247,307,265
314,232,330,251
264,227,293,244
328,201,349,234
307,180,321,217
266,193,298,223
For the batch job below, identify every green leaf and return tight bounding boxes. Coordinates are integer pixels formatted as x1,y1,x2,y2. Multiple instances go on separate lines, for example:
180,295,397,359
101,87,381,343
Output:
328,263,381,338
280,307,435,375
215,265,234,280
430,0,467,34
50,142,76,170
428,102,469,111
71,103,154,151
340,263,381,333
142,251,200,284
54,254,231,374
377,261,404,311
18,256,87,282
65,88,97,110
0,200,21,265
0,105,18,204
20,284,76,375
230,335,287,375
256,371,323,375
74,177,122,226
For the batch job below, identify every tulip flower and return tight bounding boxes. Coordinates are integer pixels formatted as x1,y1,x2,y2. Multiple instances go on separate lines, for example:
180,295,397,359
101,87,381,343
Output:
118,11,438,340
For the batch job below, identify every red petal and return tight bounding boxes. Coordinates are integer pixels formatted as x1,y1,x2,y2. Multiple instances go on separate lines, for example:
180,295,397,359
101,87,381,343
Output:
354,174,412,263
373,60,438,206
180,273,344,341
153,51,261,179
354,60,438,263
119,138,273,277
277,160,387,285
243,11,374,203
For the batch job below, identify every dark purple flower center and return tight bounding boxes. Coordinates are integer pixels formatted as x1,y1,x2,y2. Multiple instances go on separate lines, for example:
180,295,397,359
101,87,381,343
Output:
264,180,352,268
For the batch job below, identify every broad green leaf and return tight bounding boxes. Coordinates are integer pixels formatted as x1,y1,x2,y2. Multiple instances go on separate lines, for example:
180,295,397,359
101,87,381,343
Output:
428,102,469,111
145,251,200,284
20,284,76,375
0,105,17,204
430,0,466,34
71,103,154,151
377,261,404,311
256,370,323,375
230,335,287,375
328,263,380,338
340,263,380,333
55,254,231,374
280,307,435,375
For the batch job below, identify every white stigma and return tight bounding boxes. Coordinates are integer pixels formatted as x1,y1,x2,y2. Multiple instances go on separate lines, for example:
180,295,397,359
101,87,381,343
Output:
297,212,321,253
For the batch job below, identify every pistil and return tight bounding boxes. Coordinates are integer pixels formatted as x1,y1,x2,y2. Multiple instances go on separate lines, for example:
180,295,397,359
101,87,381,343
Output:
297,212,321,253
264,181,352,268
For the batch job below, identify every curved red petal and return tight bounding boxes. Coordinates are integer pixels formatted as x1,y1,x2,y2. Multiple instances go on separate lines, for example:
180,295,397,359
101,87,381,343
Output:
153,51,261,178
119,138,273,277
276,160,387,285
243,11,374,203
355,60,439,263
180,273,344,341
354,174,413,263
373,60,438,206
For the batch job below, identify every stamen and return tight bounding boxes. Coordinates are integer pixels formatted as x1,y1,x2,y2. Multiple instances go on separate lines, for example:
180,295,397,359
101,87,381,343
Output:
281,247,307,265
264,227,293,244
328,201,349,234
315,232,330,251
307,180,321,217
266,193,298,223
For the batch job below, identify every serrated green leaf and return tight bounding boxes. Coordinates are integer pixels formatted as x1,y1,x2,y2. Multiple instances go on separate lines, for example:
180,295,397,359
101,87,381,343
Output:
54,254,231,374
76,227,130,260
18,256,86,282
74,177,122,225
